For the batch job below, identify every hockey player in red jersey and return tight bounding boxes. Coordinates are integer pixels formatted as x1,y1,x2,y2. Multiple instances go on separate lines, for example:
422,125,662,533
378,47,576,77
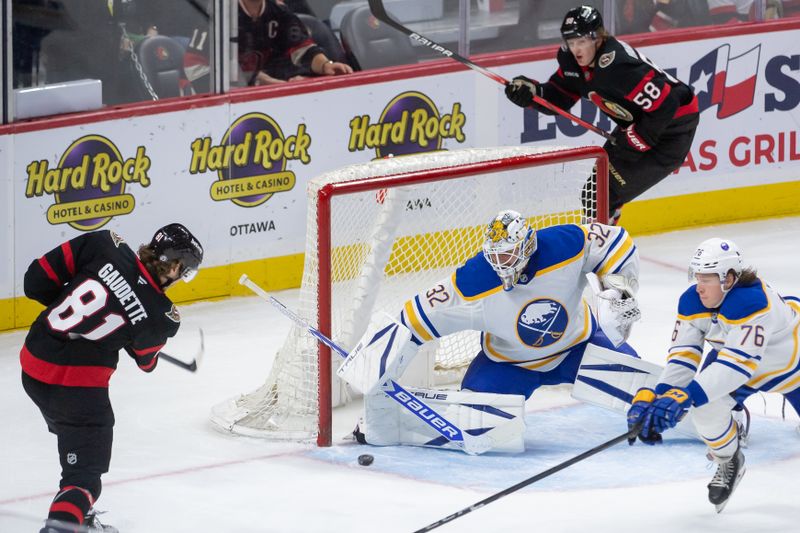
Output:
22,224,203,533
505,5,699,224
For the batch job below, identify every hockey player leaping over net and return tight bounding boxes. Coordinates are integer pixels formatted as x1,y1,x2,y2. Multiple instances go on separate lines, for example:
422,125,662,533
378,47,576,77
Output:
338,210,643,453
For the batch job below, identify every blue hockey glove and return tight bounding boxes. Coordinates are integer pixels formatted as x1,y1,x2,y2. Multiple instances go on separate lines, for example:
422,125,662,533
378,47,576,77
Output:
650,387,692,433
626,388,662,445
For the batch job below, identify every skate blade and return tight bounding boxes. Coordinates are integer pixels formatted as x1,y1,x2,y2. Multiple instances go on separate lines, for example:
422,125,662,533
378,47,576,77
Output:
714,466,746,514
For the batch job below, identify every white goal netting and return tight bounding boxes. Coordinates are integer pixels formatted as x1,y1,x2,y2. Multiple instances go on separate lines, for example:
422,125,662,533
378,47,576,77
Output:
211,145,607,444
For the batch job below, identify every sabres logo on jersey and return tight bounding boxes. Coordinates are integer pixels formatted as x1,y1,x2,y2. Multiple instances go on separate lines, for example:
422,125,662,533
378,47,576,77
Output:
588,92,634,121
517,298,568,348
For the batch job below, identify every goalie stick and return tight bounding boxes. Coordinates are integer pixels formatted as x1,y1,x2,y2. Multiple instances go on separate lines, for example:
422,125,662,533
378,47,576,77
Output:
159,329,205,372
239,274,522,455
414,422,643,532
366,0,615,144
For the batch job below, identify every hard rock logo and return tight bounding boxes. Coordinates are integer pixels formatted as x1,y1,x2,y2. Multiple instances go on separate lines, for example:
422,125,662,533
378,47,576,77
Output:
348,91,466,158
189,112,308,207
24,135,151,231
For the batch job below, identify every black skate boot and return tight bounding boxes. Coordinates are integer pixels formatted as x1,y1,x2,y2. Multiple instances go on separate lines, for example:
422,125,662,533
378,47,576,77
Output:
707,448,746,513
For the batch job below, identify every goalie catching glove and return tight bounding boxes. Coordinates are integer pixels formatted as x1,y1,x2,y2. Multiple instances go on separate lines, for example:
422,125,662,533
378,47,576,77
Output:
588,273,641,347
336,313,417,395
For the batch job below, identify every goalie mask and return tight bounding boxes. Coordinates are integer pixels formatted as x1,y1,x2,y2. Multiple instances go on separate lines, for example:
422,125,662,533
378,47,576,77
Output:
688,238,743,289
483,210,536,291
149,223,204,285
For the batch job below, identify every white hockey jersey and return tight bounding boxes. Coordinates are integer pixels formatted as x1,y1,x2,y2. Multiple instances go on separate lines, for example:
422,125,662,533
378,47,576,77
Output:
399,223,639,372
657,280,800,404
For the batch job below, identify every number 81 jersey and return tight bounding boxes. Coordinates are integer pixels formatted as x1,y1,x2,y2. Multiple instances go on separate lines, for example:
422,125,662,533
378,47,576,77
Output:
400,223,639,372
21,230,180,387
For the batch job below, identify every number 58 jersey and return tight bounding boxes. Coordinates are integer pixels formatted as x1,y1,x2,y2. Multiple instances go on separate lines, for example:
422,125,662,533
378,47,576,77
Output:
21,230,181,388
399,223,639,372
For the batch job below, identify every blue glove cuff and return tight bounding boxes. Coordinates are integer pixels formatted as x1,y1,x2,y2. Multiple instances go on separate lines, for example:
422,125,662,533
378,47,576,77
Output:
654,383,672,395
686,380,709,407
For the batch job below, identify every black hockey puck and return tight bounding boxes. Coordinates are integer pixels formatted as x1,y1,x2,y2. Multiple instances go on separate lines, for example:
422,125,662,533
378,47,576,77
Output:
357,454,374,466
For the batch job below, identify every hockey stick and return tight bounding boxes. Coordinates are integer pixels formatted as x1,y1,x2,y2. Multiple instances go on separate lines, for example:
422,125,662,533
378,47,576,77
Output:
366,0,615,144
239,274,520,455
159,329,205,372
414,422,643,532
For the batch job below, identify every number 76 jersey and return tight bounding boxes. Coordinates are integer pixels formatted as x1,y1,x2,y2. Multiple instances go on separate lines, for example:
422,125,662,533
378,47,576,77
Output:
660,281,800,403
21,230,181,388
399,223,639,372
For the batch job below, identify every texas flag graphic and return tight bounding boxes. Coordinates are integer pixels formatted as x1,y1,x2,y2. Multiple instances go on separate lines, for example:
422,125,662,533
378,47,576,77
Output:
688,44,761,119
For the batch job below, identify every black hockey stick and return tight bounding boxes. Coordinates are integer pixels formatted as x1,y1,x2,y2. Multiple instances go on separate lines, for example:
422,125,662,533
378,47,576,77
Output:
366,0,615,144
413,423,643,532
159,329,205,373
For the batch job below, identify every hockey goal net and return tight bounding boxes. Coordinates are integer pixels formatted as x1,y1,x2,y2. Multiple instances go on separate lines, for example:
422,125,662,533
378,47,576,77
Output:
211,145,608,445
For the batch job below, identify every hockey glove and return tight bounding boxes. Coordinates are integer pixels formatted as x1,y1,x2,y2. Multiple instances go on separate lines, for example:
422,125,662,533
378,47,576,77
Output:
650,387,692,433
505,75,541,108
627,388,662,445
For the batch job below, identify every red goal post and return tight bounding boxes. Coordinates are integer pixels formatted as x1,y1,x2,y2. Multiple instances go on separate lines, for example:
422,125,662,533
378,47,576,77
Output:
211,145,608,446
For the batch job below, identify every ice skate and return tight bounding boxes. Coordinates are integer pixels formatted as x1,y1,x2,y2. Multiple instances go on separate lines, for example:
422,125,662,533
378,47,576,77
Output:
707,448,746,513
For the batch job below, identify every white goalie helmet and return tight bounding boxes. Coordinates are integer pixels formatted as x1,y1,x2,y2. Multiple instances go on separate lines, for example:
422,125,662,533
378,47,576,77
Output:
688,238,743,284
482,210,537,291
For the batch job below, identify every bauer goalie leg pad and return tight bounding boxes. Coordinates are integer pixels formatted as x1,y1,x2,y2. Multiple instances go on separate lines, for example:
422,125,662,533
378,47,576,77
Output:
337,313,417,396
572,343,698,438
360,387,527,453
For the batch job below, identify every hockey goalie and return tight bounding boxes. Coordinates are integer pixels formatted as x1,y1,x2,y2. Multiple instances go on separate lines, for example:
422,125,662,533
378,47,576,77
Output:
337,209,645,453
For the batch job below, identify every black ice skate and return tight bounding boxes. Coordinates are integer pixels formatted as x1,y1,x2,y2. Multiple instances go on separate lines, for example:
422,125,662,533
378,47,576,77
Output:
707,448,746,513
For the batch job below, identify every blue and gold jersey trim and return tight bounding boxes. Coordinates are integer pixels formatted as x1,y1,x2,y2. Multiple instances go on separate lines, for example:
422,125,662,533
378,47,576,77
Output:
718,281,770,325
401,295,441,344
528,225,586,278
453,253,504,301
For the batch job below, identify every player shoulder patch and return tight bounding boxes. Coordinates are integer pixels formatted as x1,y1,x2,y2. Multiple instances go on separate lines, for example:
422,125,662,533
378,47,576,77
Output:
598,51,615,68
110,231,125,247
165,304,181,323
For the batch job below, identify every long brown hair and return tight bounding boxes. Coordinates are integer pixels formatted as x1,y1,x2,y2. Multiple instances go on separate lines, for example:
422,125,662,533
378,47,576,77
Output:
736,267,758,286
138,244,180,281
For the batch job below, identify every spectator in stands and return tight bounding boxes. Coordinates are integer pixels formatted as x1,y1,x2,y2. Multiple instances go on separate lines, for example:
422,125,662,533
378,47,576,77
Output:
276,0,316,16
618,0,710,33
238,0,352,85
708,0,785,23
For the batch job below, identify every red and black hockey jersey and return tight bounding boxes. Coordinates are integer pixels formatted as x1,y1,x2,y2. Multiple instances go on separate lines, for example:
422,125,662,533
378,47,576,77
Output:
237,0,323,80
21,230,180,388
537,36,698,152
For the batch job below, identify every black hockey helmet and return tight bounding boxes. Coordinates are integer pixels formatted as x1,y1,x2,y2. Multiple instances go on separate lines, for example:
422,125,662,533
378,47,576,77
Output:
149,223,203,283
561,5,604,40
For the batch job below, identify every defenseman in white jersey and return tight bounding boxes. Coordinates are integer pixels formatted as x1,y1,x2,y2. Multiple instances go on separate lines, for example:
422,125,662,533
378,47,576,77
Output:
627,238,800,512
339,210,642,452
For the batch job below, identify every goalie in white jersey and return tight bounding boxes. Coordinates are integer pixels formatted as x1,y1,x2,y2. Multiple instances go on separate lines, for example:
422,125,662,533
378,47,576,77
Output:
627,238,800,512
338,209,642,453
